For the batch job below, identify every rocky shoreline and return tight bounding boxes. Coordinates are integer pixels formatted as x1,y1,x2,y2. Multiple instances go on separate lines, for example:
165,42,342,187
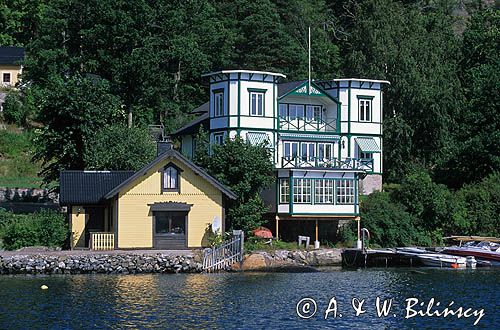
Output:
0,248,343,275
0,254,203,275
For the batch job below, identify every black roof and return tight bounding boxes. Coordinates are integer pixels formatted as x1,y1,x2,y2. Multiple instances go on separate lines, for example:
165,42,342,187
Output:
59,171,134,205
0,47,24,65
191,101,209,114
277,80,307,97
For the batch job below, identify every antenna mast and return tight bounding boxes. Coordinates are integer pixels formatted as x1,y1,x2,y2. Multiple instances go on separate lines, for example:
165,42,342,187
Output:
308,26,311,95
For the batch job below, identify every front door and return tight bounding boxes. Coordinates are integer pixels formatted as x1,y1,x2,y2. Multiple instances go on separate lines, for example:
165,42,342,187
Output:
153,211,187,249
84,207,105,248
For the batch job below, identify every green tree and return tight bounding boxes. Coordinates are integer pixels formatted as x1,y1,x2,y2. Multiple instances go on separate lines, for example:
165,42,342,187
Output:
84,125,155,171
438,9,500,187
33,74,123,184
195,136,275,234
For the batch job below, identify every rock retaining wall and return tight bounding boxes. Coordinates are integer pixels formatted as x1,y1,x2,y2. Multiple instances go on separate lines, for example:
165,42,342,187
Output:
235,249,342,271
0,254,203,275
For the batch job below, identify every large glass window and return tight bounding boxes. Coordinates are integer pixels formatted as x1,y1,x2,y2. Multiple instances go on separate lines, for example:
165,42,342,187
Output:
163,166,178,191
250,91,264,116
301,142,315,161
305,105,322,121
214,92,224,117
293,179,312,203
283,141,299,159
318,143,333,161
289,104,304,120
315,179,335,204
279,104,287,118
336,180,355,204
279,179,289,204
154,212,186,235
359,99,372,122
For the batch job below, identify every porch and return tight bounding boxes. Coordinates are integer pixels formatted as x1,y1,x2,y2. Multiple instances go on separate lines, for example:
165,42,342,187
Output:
281,156,373,171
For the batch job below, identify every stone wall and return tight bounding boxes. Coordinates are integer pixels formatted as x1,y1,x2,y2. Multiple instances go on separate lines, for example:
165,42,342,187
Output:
0,253,203,275
235,249,342,271
359,174,382,195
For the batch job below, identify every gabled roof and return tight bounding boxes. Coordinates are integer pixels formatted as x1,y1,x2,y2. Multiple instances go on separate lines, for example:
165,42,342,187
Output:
277,80,307,97
278,80,339,103
59,171,135,205
0,47,24,65
171,112,209,136
104,148,237,200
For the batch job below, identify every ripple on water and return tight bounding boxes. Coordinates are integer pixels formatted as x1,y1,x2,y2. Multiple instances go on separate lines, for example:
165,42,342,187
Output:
0,268,498,329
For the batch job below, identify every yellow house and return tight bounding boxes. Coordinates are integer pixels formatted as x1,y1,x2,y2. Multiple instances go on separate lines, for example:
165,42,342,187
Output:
0,46,24,87
59,141,236,250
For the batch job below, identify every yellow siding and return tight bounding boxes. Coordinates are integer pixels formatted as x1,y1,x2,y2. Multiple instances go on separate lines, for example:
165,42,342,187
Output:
0,65,22,86
70,206,86,248
117,157,223,248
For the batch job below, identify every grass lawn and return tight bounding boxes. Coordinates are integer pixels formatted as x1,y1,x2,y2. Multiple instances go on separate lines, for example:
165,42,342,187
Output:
0,125,43,188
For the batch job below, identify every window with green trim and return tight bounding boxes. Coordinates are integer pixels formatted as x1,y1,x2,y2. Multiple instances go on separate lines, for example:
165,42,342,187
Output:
279,179,289,204
250,91,264,116
315,179,334,204
336,180,354,204
293,179,311,203
213,133,224,145
359,99,371,122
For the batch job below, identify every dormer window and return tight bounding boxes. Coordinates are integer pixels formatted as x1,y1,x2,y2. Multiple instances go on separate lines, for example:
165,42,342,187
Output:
162,163,181,192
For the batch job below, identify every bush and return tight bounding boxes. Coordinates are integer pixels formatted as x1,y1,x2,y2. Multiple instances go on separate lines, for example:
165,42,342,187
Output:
1,91,35,127
0,209,68,250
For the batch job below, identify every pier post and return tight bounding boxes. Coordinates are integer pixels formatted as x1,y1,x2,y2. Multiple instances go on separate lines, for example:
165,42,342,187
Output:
275,216,279,239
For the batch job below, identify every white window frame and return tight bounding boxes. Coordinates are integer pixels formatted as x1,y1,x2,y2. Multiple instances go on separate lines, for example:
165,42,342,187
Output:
283,141,299,159
305,105,322,122
288,104,304,120
315,179,334,204
250,91,264,116
336,180,355,204
214,91,224,117
279,179,289,204
213,133,224,145
293,179,312,204
279,103,287,118
318,143,334,161
301,142,316,161
359,99,372,122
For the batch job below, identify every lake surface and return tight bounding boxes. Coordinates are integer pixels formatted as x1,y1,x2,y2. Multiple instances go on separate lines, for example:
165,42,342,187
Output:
0,268,498,329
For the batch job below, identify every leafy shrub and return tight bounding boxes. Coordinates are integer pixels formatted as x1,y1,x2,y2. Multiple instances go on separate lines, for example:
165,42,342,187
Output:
1,90,35,127
1,209,68,250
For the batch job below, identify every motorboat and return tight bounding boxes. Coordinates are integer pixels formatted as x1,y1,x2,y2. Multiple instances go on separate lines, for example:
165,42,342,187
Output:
397,248,467,268
442,241,500,267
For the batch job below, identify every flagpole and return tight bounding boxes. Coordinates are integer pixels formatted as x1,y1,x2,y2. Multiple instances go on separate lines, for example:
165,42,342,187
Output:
308,26,311,95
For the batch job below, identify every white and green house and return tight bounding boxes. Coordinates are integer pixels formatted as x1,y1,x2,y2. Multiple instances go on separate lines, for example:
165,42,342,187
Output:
173,70,389,243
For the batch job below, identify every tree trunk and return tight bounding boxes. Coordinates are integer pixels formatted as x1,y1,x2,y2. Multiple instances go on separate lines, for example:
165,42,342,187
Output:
173,60,181,102
127,109,133,128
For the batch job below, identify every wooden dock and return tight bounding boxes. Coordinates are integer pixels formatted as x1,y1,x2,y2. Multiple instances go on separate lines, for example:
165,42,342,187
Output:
342,248,424,268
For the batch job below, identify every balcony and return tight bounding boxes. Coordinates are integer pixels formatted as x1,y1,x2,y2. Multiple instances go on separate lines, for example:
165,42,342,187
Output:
279,117,337,132
281,157,373,171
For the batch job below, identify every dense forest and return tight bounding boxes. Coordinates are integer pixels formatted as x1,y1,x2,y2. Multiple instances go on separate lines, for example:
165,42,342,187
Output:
1,0,498,244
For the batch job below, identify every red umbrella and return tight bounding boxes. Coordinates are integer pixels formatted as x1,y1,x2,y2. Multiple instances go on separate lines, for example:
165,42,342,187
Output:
252,226,273,239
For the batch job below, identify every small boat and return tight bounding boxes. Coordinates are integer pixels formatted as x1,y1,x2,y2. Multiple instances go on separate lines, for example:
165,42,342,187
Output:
396,248,467,268
442,241,500,267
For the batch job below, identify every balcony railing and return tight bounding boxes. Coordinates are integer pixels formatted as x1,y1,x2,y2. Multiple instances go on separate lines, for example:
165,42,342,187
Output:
90,232,115,251
279,117,337,132
281,157,374,171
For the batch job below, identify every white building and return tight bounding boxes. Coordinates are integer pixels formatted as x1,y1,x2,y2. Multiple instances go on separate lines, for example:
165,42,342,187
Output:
173,70,389,242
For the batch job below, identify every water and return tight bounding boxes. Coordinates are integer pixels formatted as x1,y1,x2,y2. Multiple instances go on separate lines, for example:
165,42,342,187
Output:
0,268,498,329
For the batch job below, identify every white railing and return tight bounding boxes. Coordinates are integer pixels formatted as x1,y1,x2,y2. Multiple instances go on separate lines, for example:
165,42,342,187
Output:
203,231,244,272
90,232,115,251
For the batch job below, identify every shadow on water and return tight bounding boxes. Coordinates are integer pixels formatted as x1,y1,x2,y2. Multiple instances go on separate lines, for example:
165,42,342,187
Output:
0,268,498,329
